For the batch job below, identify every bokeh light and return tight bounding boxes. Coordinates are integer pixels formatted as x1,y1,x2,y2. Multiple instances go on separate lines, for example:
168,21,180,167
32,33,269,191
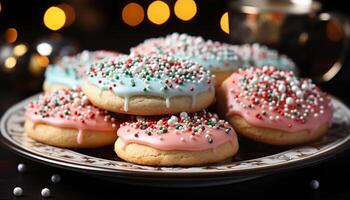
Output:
4,57,17,69
220,12,229,34
13,44,28,57
58,4,76,27
36,42,53,56
122,3,144,27
5,28,18,43
29,54,49,75
174,0,197,21
0,2,2,13
44,6,66,31
147,1,170,25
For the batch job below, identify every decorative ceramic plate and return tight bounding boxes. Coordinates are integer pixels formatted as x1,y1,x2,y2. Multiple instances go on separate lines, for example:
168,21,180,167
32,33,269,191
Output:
1,94,350,187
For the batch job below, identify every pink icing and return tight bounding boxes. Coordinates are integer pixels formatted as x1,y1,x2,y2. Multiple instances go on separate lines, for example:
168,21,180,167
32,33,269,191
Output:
117,112,237,151
222,67,333,133
25,88,118,144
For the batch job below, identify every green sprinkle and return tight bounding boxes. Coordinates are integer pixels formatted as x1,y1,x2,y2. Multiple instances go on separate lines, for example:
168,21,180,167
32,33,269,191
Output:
176,124,182,129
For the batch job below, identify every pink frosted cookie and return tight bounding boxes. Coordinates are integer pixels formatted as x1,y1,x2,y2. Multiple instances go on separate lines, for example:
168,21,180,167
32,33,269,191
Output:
217,66,333,145
25,88,119,148
115,111,239,166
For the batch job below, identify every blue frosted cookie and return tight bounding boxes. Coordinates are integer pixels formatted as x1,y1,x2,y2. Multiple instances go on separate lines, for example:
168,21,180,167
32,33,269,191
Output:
44,50,120,92
130,33,243,86
232,43,298,74
82,54,215,115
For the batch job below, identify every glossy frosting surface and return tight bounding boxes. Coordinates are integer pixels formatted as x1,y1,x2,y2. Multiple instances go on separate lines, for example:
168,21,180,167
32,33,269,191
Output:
222,66,332,133
86,55,215,111
26,88,118,144
118,111,236,151
130,33,243,72
45,50,119,88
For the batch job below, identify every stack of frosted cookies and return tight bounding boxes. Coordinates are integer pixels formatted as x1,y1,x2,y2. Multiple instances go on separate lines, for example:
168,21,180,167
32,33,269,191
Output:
26,50,123,148
82,55,239,166
24,32,334,167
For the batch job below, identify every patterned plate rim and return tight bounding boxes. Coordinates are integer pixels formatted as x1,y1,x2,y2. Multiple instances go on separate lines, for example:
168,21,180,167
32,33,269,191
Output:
1,94,350,177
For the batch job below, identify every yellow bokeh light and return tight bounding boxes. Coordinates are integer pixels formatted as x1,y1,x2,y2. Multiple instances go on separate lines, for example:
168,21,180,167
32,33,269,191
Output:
147,1,170,25
44,6,66,31
13,44,28,57
220,12,230,34
122,3,144,27
5,28,18,43
4,57,17,69
0,2,2,13
174,0,197,21
58,4,76,27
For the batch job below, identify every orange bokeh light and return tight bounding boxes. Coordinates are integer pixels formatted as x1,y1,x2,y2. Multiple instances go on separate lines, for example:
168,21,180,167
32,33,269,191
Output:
122,3,144,26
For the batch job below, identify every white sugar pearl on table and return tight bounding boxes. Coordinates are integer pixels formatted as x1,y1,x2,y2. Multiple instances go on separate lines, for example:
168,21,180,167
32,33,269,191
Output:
310,180,320,190
17,163,27,173
51,174,61,183
41,188,51,198
13,187,23,196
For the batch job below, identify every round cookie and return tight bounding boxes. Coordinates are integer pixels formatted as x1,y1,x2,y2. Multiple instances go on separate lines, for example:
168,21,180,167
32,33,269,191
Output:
44,50,120,92
25,88,119,148
217,66,332,145
83,55,215,115
232,43,297,73
115,111,239,166
130,33,243,86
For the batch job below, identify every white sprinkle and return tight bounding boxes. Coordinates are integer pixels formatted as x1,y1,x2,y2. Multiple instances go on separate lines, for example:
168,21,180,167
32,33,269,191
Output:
51,174,61,183
291,85,298,92
309,180,320,190
296,90,303,97
17,163,27,173
41,188,51,198
301,83,308,90
180,112,188,119
13,187,23,197
286,97,294,105
278,84,286,92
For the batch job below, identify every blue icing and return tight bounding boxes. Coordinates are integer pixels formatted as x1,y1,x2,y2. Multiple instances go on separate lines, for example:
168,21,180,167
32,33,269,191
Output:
45,65,82,87
87,55,215,111
131,33,243,72
233,43,297,73
45,50,118,88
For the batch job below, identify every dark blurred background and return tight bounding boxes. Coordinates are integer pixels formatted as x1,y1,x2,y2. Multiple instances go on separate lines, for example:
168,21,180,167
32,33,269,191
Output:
0,0,350,114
